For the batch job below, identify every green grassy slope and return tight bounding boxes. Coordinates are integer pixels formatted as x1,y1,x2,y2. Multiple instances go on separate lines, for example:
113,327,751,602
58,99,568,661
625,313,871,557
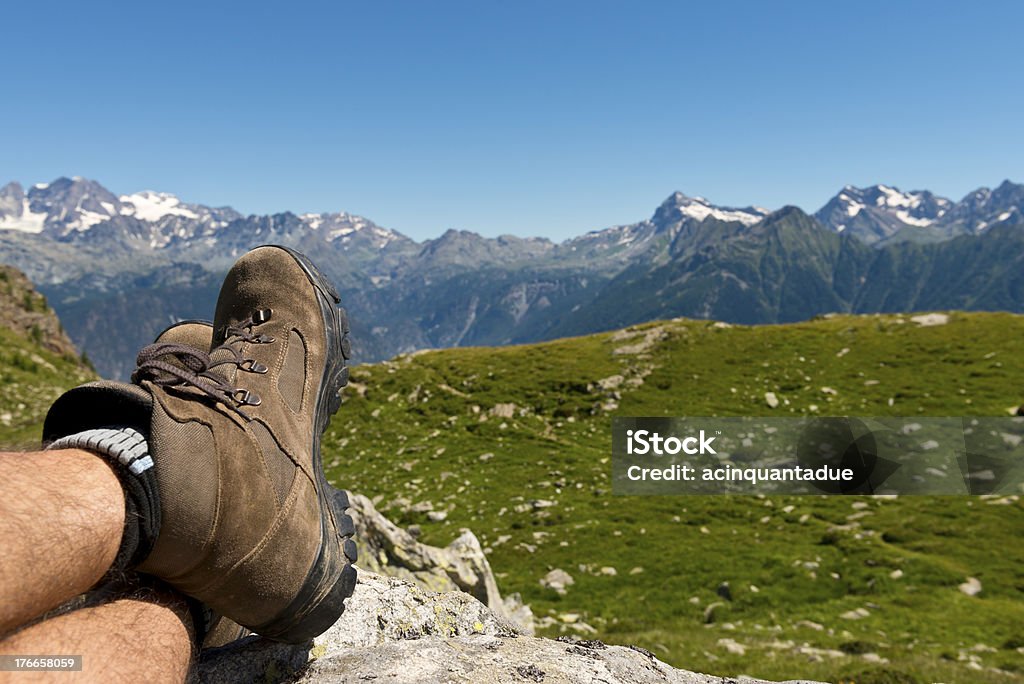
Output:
324,312,1024,683
0,310,1020,682
0,264,97,449
0,326,96,449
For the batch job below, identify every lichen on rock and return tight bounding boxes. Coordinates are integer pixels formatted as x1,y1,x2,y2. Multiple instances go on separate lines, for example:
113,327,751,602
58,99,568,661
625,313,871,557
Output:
198,572,825,684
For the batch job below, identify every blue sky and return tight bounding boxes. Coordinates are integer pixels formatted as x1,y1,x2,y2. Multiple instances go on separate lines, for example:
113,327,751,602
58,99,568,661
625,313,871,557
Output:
2,1,1022,241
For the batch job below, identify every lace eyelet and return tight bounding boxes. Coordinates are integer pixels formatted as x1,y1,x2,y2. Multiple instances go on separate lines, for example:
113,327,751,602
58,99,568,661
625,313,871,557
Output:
252,308,273,324
232,389,262,406
239,359,269,374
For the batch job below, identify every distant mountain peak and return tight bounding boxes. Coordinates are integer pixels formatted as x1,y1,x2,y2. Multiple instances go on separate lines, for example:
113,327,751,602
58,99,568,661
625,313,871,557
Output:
653,191,769,227
814,180,1024,244
765,204,811,221
942,180,1024,233
0,181,45,234
995,179,1019,194
815,184,954,242
2,181,25,196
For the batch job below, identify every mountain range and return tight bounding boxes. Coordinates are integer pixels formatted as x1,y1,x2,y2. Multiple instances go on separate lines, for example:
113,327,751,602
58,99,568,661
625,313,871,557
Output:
0,176,1022,379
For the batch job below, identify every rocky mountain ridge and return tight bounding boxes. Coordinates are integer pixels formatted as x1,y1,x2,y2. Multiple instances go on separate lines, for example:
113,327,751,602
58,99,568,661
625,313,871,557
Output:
812,180,1024,245
3,177,1020,266
1,177,1022,380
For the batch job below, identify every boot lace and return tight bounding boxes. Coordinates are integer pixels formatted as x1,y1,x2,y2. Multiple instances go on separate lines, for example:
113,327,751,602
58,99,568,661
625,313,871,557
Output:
132,309,274,414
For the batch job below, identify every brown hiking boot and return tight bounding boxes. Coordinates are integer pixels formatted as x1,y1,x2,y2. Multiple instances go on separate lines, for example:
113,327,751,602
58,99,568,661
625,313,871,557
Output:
202,614,251,649
44,245,357,643
152,320,252,651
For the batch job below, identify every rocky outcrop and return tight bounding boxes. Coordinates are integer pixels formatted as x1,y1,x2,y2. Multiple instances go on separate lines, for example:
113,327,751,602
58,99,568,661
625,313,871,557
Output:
0,265,80,358
197,572,823,684
347,492,533,633
196,492,820,682
196,494,823,682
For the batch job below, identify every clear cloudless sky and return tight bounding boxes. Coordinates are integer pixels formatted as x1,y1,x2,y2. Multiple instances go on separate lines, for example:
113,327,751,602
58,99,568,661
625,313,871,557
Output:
2,1,1022,241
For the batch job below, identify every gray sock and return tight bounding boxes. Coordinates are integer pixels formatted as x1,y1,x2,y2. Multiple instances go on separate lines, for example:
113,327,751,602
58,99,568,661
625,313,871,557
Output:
47,427,161,568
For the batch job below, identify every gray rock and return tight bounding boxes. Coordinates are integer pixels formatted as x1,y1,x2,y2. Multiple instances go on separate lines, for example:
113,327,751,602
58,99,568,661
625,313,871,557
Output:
197,572,514,682
299,632,778,683
703,602,724,624
198,572,824,684
958,576,982,596
490,403,517,418
539,568,574,595
347,492,533,633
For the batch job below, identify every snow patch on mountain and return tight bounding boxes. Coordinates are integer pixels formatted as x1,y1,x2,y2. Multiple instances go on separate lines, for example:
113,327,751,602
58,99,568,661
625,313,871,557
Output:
893,211,935,227
838,191,863,217
876,184,919,209
74,208,111,230
616,228,639,245
666,193,767,226
0,198,47,233
120,191,199,221
301,213,324,231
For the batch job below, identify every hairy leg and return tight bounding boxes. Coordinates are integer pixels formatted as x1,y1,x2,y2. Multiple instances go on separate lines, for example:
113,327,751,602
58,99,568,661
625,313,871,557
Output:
0,449,125,635
0,588,194,684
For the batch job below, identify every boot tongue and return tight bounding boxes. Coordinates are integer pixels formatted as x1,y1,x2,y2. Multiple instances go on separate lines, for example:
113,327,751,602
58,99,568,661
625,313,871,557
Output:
207,310,275,389
148,344,209,374
207,341,242,387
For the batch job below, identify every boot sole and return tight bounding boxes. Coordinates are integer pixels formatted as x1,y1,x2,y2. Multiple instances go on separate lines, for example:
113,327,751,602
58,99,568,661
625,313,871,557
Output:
249,245,358,643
